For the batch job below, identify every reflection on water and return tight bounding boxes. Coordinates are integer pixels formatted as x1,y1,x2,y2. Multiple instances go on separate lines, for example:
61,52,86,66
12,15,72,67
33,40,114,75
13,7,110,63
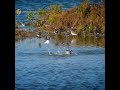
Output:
15,36,105,90
40,35,105,48
37,35,105,56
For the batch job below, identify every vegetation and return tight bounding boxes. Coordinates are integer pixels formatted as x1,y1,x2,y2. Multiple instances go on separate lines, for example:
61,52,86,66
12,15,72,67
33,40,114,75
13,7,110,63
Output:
31,0,105,35
15,0,105,40
27,11,34,20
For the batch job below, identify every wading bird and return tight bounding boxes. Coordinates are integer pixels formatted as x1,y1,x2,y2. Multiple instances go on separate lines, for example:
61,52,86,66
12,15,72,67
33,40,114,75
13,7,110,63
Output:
71,30,77,36
64,50,72,55
21,22,25,27
37,31,42,38
70,27,77,36
44,36,50,44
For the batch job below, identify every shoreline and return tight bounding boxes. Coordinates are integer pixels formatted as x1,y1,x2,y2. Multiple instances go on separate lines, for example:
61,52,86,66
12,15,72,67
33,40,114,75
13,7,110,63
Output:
15,29,105,41
15,1,105,41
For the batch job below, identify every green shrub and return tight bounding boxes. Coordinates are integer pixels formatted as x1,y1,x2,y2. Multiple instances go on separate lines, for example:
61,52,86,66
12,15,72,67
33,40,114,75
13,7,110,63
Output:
27,11,34,20
49,4,62,14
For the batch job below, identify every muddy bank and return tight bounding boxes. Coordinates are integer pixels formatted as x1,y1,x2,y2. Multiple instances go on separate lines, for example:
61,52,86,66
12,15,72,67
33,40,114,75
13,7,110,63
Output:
15,30,36,41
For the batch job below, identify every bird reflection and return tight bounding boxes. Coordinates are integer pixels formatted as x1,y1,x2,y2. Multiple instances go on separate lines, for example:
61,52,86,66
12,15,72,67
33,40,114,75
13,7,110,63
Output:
38,38,42,48
38,43,41,48
71,38,76,45
44,36,51,55
64,35,72,55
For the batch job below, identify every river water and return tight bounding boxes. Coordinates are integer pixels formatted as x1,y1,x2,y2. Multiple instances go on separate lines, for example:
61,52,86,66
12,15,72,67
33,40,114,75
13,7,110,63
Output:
15,36,105,90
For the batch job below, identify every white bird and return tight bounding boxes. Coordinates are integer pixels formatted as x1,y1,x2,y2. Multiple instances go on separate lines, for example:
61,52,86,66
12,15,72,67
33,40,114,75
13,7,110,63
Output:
21,22,25,27
44,40,50,44
44,36,50,44
71,31,77,36
64,50,72,55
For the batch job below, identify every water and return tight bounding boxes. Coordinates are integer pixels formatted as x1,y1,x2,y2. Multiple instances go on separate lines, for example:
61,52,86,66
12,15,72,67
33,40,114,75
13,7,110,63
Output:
15,0,104,90
15,36,105,90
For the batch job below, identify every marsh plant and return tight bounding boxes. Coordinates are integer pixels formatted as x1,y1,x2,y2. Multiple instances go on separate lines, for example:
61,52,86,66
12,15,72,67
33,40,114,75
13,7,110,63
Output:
30,0,105,35
15,0,105,40
27,11,34,20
